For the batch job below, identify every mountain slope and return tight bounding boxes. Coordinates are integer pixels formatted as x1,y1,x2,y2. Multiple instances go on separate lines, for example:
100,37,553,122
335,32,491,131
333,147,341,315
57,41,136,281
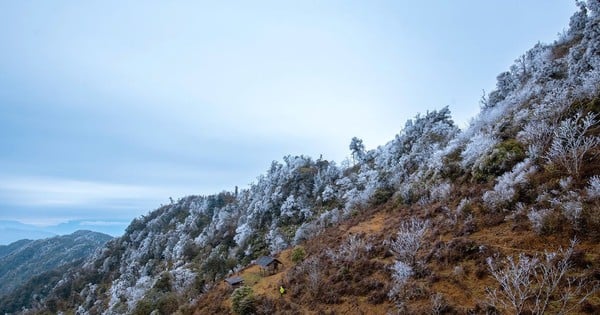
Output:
4,1,600,314
0,230,112,298
0,239,33,259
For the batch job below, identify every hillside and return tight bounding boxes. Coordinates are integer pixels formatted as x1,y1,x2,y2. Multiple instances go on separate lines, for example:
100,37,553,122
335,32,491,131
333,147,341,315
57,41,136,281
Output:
0,239,33,259
3,1,600,314
0,230,112,299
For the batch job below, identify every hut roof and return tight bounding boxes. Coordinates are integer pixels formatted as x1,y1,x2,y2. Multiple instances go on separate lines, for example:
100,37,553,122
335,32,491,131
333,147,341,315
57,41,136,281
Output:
224,276,243,286
255,256,282,268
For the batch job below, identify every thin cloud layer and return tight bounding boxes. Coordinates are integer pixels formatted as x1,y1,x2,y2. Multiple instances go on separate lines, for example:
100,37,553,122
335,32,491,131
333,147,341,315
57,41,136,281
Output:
0,176,172,208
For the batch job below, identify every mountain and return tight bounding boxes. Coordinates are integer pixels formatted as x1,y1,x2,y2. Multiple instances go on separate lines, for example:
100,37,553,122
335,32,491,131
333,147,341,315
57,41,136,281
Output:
0,220,128,245
0,230,112,298
2,2,600,314
0,220,57,245
0,239,33,259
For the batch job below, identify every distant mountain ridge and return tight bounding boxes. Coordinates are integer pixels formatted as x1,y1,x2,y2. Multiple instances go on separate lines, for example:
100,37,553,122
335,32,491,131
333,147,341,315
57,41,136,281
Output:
0,220,57,245
0,230,112,297
0,219,128,245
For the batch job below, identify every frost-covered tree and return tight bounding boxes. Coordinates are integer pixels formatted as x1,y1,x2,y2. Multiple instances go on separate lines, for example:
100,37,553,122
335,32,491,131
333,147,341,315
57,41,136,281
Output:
486,71,518,108
374,107,458,188
388,260,413,305
568,1,588,37
487,240,597,314
349,137,366,165
545,112,600,177
326,234,372,264
486,254,540,314
389,218,428,268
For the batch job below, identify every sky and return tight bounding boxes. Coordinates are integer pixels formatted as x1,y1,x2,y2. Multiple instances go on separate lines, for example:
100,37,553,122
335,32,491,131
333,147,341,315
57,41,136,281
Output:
0,1,577,241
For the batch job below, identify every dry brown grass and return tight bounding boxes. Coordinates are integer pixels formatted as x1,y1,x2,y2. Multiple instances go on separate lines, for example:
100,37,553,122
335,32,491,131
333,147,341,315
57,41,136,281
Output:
194,192,600,314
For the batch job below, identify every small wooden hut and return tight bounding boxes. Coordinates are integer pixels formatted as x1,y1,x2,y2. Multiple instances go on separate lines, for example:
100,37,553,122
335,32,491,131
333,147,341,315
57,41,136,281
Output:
255,256,283,275
224,276,244,287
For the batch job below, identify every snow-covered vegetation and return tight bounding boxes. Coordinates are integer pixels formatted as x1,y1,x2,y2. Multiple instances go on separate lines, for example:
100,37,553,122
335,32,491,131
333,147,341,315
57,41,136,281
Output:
2,1,600,314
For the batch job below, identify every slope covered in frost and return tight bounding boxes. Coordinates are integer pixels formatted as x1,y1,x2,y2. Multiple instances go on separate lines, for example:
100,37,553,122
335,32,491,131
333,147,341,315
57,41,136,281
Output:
3,1,600,314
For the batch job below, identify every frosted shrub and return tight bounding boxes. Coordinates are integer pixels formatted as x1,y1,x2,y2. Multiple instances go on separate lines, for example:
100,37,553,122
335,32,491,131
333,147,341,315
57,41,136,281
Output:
455,198,473,218
561,200,583,226
453,265,465,278
430,293,448,315
461,133,498,169
559,176,573,190
545,112,600,177
518,117,553,157
293,208,342,244
428,181,453,204
483,159,537,209
388,261,414,303
326,234,372,263
389,218,428,267
170,267,196,293
486,240,596,314
266,228,288,253
386,218,428,308
549,190,583,227
294,257,323,296
293,221,319,244
234,223,253,247
321,185,337,203
527,208,552,234
586,175,600,199
486,254,540,314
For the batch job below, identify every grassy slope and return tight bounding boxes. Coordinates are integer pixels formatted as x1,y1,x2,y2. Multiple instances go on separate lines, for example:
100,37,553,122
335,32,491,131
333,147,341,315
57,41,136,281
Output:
193,190,600,314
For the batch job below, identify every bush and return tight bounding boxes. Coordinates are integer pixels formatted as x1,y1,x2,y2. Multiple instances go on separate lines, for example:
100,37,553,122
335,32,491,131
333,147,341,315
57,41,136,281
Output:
582,205,600,241
231,286,255,315
370,187,394,206
486,240,596,314
291,246,306,264
157,292,179,314
545,112,600,177
154,272,172,292
434,238,478,265
474,139,526,181
132,298,154,315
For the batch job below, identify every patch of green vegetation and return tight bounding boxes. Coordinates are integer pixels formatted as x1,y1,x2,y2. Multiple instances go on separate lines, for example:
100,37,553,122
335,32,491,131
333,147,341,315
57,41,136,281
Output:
132,299,154,315
280,225,298,242
231,286,255,315
291,246,306,264
370,187,394,206
474,139,526,181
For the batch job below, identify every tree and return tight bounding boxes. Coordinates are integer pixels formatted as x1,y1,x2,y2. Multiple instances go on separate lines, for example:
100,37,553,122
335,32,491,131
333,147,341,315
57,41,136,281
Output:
486,254,538,314
349,137,365,165
387,218,428,309
388,260,413,301
389,218,428,267
486,240,598,314
545,112,600,177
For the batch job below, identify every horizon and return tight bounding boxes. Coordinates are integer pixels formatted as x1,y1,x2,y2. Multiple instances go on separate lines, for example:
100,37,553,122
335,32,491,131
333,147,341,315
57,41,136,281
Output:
0,1,577,243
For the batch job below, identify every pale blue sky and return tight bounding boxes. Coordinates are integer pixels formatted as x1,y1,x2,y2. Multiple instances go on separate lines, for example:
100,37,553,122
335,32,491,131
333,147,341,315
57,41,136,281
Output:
0,1,577,237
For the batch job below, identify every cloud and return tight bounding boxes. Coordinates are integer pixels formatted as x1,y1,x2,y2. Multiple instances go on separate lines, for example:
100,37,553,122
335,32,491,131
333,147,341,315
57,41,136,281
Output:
79,220,129,227
17,217,77,227
0,176,173,208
